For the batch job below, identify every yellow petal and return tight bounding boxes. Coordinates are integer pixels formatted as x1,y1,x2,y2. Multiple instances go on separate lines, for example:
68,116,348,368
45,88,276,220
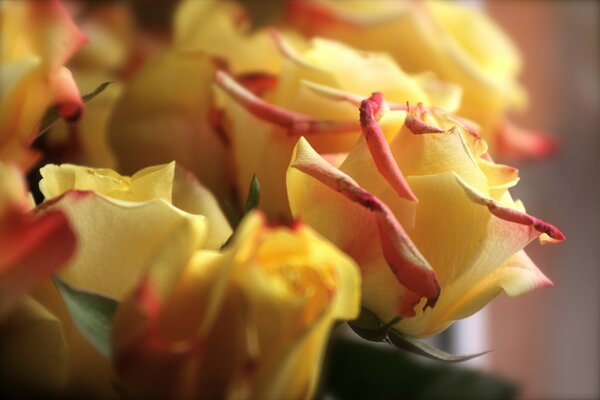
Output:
39,162,175,203
390,120,489,194
174,0,281,74
41,191,206,300
172,167,232,250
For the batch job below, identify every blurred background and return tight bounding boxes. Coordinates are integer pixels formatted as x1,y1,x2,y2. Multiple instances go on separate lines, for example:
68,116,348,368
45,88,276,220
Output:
451,1,599,399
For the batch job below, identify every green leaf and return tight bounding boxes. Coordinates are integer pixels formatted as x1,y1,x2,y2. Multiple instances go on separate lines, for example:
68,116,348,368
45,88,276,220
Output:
317,332,517,400
348,307,401,342
54,276,119,358
243,173,260,215
388,329,489,363
81,81,113,103
37,81,113,137
348,307,487,362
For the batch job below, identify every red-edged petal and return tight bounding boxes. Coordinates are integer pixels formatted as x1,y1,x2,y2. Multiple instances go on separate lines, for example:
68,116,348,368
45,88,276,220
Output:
496,119,559,160
455,175,565,243
360,93,417,201
214,70,359,135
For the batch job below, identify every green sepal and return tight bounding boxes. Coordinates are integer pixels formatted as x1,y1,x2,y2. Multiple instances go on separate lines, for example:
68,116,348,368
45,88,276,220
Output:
54,275,119,359
349,307,488,362
348,307,401,342
222,174,261,249
387,328,490,363
243,173,260,215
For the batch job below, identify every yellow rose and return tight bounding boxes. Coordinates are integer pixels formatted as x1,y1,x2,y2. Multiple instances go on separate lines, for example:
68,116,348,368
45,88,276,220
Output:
284,0,555,158
33,161,230,397
112,211,360,399
0,0,87,170
287,93,564,337
216,35,461,217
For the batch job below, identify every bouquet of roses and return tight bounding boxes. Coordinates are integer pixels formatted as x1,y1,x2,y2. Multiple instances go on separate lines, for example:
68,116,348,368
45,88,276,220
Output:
0,1,564,398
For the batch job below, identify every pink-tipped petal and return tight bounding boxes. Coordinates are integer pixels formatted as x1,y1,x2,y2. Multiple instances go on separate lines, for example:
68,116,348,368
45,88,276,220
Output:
360,94,417,201
235,73,278,97
49,66,84,122
214,70,359,135
302,81,364,108
455,175,565,242
28,0,88,71
270,28,319,71
404,115,445,135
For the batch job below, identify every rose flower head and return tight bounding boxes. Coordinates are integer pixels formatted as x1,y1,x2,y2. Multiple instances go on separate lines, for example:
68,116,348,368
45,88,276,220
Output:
112,211,360,399
287,93,564,337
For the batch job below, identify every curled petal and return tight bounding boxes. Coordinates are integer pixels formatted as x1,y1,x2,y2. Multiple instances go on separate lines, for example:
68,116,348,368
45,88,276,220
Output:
290,137,439,310
214,70,359,135
455,175,565,243
360,93,417,201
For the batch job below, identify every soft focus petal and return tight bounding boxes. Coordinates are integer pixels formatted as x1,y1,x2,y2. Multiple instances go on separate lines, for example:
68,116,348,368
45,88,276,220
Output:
108,50,230,201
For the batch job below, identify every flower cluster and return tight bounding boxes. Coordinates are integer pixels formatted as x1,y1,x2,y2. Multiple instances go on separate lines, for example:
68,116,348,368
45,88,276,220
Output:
0,0,564,398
